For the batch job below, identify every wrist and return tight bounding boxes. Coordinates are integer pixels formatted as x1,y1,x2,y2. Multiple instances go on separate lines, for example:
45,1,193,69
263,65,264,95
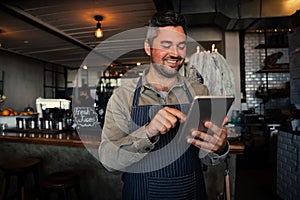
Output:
216,140,229,155
145,124,159,139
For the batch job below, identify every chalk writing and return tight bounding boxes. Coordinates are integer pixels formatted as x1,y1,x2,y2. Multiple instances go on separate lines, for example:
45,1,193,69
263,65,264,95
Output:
73,107,99,128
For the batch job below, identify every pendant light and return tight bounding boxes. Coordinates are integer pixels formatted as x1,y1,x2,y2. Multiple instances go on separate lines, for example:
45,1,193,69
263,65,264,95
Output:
94,15,103,38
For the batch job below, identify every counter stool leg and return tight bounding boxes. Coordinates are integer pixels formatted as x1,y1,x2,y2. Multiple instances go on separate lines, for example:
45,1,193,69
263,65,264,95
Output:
75,184,80,200
17,175,26,200
0,175,10,200
63,189,69,200
32,168,41,199
41,189,50,200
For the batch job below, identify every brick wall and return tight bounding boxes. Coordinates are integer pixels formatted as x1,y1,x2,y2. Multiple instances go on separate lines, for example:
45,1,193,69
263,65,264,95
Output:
244,33,290,114
277,131,300,199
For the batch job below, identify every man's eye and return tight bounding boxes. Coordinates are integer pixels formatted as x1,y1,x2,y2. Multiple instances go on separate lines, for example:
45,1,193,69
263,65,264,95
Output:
178,43,186,50
162,44,171,49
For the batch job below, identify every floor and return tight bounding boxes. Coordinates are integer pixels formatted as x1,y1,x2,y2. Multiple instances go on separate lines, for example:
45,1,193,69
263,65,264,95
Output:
234,130,281,200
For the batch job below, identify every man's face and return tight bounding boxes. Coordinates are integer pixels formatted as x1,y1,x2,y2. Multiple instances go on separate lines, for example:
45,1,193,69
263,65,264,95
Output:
145,26,187,78
80,91,87,97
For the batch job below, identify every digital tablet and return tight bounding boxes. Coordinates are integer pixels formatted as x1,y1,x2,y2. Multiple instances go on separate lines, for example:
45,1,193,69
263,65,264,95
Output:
178,95,235,143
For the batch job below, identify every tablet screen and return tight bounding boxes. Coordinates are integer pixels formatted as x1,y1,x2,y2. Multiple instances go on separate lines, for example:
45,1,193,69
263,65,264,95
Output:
178,95,234,143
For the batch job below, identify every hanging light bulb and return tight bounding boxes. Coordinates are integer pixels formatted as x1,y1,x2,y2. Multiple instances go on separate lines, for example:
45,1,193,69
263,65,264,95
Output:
94,15,103,39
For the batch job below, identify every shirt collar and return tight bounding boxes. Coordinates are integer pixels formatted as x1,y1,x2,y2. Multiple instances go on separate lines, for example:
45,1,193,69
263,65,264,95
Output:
140,66,185,93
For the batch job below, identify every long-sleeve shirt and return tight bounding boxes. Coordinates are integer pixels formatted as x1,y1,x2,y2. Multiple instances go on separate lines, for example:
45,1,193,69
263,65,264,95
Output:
98,68,229,172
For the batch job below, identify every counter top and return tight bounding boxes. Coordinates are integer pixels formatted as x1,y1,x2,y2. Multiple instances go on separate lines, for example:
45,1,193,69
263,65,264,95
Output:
0,128,101,148
0,129,245,154
228,140,245,154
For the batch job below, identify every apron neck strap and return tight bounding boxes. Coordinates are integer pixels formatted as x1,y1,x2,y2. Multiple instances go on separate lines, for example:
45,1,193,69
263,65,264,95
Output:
132,77,194,107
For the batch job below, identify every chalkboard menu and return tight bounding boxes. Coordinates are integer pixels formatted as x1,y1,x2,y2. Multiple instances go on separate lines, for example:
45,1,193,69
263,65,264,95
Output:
73,107,99,129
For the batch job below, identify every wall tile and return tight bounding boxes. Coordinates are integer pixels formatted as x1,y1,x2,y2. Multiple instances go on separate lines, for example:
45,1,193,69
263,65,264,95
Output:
244,33,290,113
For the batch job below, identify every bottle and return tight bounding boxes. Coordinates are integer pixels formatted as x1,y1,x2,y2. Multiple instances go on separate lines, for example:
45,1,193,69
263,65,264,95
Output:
38,118,43,129
58,120,63,130
30,119,35,129
23,118,27,129
45,119,49,129
17,118,23,129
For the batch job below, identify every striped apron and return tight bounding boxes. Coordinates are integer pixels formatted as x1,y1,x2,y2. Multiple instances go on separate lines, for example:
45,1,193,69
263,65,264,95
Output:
122,78,207,200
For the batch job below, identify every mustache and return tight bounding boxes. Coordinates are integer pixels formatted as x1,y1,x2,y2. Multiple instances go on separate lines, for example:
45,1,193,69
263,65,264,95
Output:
164,55,184,62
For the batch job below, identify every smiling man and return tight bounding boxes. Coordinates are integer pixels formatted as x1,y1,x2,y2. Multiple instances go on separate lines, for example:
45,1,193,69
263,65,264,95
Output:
99,10,229,200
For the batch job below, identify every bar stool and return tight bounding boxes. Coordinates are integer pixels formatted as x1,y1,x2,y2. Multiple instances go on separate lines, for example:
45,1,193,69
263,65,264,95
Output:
0,157,41,200
40,171,80,200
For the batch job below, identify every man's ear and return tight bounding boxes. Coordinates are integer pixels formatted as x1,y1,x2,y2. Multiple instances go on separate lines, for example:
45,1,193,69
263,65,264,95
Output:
144,40,151,56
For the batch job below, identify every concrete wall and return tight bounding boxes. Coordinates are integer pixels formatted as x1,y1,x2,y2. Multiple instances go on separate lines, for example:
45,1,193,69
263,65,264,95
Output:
0,142,122,200
0,50,67,112
0,50,44,112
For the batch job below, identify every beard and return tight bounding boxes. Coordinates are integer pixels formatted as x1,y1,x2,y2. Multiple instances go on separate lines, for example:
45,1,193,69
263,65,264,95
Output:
150,56,185,78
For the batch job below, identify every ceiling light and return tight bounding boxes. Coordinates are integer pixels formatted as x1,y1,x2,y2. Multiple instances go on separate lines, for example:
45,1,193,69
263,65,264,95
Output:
94,15,103,39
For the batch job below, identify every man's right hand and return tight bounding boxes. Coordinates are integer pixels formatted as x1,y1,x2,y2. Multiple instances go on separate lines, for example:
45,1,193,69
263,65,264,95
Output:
145,107,186,138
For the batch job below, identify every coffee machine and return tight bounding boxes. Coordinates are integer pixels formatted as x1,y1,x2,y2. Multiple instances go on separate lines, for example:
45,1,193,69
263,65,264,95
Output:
35,97,71,130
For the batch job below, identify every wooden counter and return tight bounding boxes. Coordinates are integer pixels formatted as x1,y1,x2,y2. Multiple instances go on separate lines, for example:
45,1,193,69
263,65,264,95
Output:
0,128,100,148
228,140,245,154
0,128,244,154
0,129,244,200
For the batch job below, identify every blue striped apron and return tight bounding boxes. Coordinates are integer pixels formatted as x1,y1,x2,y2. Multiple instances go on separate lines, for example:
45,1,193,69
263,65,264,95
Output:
122,78,207,200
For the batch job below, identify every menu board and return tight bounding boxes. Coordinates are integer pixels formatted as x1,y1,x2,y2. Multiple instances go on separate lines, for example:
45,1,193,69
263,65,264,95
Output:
73,107,99,129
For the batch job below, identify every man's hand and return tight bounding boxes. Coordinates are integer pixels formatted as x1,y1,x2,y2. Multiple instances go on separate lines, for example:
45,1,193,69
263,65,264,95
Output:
146,107,186,138
187,117,228,154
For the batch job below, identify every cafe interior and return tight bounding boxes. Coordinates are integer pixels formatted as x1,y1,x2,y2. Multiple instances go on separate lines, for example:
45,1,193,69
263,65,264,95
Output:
0,0,299,199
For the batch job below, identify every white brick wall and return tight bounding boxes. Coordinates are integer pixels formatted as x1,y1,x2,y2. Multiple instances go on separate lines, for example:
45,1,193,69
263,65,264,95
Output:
244,33,290,114
277,131,300,200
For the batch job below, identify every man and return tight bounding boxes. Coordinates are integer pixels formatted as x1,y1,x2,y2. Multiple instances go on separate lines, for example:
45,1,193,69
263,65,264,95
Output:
99,10,229,200
71,85,95,107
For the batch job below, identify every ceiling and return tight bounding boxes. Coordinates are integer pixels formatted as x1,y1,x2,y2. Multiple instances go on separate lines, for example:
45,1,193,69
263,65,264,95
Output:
0,0,298,69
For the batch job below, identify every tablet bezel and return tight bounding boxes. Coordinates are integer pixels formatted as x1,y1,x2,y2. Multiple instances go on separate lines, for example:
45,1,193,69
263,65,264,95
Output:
178,95,235,143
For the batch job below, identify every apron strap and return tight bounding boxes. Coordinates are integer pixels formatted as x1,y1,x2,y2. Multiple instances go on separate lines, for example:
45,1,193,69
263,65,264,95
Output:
132,77,143,107
132,77,194,106
184,82,194,103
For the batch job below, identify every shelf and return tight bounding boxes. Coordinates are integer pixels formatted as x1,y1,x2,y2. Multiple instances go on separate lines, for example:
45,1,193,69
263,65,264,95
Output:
100,76,121,79
255,44,289,49
255,89,290,99
256,68,289,73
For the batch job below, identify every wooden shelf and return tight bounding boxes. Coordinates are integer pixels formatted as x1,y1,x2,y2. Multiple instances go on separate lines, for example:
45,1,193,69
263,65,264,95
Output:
256,68,289,73
100,76,121,79
255,44,288,49
255,89,290,99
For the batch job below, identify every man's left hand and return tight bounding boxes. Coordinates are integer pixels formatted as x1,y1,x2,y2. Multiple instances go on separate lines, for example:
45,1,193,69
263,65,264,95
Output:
187,117,228,154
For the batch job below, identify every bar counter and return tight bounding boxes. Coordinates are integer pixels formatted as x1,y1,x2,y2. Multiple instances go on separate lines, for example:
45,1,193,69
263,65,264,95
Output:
0,128,244,153
0,129,244,200
0,129,100,148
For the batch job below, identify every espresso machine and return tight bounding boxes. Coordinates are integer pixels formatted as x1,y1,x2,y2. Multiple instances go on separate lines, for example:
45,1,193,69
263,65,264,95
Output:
35,97,72,130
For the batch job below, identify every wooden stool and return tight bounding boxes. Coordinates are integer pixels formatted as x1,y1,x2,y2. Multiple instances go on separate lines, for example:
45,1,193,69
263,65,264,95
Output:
0,157,41,200
40,171,80,200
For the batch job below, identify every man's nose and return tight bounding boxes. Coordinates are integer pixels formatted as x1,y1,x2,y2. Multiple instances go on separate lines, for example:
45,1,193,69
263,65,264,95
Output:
169,45,179,57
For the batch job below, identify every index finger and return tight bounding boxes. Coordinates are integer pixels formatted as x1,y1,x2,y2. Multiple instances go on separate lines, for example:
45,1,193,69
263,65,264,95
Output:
164,107,186,123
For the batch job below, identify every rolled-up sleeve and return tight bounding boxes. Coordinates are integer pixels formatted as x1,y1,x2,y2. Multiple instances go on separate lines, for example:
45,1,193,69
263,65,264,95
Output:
200,140,230,166
98,88,156,172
